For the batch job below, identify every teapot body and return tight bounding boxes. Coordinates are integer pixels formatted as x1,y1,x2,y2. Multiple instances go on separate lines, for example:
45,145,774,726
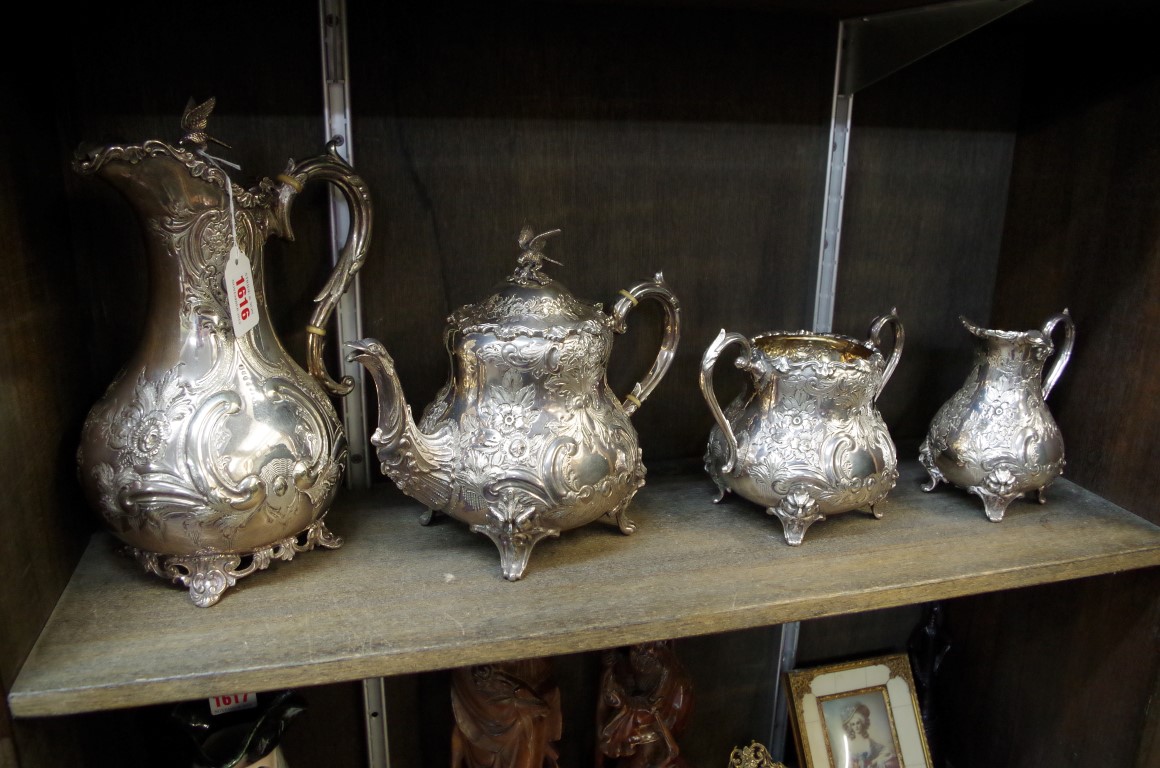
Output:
351,227,680,580
419,302,646,537
919,312,1075,521
74,111,371,606
702,312,903,545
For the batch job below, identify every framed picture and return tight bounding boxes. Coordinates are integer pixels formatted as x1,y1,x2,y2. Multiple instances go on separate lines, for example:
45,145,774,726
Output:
784,653,931,768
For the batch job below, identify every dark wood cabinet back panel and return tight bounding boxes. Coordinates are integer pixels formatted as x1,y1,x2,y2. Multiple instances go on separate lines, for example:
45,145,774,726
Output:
835,22,1024,442
345,2,836,465
992,12,1160,523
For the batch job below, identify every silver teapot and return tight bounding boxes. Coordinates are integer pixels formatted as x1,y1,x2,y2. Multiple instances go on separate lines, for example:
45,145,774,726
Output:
700,311,903,545
348,227,680,580
919,311,1075,521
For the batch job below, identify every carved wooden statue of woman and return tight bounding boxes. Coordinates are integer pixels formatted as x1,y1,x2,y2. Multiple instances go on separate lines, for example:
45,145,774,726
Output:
595,640,695,768
450,658,563,768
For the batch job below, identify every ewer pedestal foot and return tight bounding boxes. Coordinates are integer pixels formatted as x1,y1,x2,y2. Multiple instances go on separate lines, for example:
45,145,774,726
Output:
133,518,342,607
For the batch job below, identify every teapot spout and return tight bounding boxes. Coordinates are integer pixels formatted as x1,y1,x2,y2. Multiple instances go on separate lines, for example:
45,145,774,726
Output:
346,339,455,512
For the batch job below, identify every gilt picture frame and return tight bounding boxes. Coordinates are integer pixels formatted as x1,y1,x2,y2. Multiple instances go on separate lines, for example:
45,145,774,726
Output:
784,653,931,768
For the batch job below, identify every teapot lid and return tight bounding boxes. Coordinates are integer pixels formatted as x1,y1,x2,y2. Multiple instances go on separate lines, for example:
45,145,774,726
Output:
449,227,609,338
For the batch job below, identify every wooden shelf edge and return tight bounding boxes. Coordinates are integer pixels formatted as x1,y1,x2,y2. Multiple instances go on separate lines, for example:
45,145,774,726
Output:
9,462,1160,718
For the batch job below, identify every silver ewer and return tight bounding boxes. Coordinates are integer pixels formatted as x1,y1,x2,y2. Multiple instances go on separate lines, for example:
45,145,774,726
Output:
919,311,1075,521
74,101,372,606
700,310,904,545
348,227,681,581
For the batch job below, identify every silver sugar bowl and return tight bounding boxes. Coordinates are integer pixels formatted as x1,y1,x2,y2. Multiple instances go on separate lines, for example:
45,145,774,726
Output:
700,310,903,545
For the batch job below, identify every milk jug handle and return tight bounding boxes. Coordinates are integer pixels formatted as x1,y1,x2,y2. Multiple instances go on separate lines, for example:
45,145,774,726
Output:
698,330,754,473
868,307,904,401
609,273,682,417
1040,309,1075,400
275,139,374,397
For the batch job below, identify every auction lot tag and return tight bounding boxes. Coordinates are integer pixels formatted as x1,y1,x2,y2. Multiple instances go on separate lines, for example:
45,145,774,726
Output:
208,691,259,715
225,245,259,337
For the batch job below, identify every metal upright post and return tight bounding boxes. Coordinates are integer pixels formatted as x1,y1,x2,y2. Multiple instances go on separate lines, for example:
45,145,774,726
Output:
813,22,853,336
318,2,390,766
319,0,372,491
784,0,1035,759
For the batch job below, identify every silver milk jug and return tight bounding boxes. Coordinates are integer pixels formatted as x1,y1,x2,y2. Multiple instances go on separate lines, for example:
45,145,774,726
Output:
700,310,903,545
919,311,1075,521
348,227,680,580
75,101,373,606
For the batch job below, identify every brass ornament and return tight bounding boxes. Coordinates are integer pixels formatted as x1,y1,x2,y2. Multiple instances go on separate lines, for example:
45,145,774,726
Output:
727,741,785,768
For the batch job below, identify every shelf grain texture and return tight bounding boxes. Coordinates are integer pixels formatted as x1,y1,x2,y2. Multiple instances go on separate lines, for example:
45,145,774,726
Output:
9,462,1160,718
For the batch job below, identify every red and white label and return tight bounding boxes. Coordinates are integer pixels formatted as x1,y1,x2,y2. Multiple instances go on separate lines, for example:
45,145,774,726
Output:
224,245,259,337
208,691,259,715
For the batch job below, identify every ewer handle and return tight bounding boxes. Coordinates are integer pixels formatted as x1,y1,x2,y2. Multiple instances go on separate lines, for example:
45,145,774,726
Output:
868,307,904,401
275,138,374,396
699,330,754,473
609,273,682,416
1040,309,1075,400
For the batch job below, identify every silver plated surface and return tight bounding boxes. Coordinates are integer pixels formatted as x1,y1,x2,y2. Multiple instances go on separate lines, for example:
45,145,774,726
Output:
74,105,372,606
349,227,680,580
919,311,1075,522
700,310,903,545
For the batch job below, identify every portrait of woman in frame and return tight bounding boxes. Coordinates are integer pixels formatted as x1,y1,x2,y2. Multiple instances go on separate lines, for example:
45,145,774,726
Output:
785,653,931,768
819,689,901,768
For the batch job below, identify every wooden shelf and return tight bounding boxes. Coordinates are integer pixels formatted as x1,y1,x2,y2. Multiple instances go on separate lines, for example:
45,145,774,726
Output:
9,461,1160,718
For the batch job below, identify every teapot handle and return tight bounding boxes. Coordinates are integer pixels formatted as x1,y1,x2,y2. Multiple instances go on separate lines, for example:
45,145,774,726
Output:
609,273,682,416
867,307,904,401
1040,308,1075,400
274,138,374,396
698,330,754,474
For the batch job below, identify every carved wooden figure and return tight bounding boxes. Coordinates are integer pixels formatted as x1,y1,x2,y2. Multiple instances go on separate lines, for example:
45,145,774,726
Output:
595,640,695,768
450,658,562,768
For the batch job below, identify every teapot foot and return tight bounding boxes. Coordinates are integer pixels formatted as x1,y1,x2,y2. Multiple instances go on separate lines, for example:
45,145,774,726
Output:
472,489,561,581
490,526,560,581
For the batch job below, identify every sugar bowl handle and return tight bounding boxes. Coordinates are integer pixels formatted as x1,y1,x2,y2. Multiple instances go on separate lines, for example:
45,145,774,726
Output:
609,272,682,416
699,329,755,473
868,307,904,401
